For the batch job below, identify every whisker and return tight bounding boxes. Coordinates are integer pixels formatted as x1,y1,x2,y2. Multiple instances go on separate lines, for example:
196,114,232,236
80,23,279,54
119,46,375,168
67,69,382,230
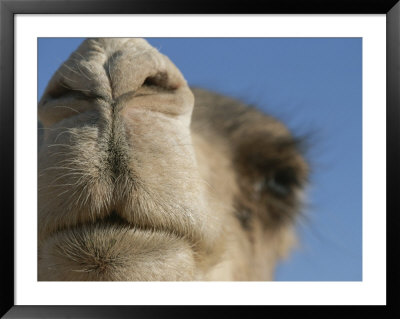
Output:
53,105,82,114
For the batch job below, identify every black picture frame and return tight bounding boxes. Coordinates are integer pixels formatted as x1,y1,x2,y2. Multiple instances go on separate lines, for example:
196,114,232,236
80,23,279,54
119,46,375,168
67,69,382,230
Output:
1,0,399,318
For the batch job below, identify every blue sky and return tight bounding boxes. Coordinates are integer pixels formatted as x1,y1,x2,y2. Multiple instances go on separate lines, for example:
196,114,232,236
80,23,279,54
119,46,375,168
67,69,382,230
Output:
38,38,362,281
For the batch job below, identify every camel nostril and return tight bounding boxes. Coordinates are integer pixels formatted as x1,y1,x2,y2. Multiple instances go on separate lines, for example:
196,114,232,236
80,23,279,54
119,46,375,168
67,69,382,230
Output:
142,72,179,90
143,73,166,86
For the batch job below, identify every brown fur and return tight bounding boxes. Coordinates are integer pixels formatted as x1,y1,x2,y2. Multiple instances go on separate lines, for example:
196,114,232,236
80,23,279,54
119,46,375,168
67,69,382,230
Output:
38,38,308,281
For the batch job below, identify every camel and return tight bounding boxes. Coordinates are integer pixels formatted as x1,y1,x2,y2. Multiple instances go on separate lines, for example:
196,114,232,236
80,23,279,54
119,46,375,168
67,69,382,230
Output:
37,38,309,281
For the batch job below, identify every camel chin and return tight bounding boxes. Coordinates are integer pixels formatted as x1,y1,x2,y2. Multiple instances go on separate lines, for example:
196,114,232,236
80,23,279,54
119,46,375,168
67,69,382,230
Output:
38,38,308,281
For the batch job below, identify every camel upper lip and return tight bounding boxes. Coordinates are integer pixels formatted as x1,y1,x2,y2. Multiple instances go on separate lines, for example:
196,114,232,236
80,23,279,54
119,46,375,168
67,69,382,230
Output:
42,209,181,243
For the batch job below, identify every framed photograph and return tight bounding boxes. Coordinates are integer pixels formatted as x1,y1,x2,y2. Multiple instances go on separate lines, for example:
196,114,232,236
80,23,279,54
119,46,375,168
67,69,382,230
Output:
1,0,398,317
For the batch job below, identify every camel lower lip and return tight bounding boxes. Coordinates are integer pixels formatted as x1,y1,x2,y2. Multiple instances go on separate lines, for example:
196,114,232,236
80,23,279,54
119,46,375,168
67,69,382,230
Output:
45,217,172,245
38,221,197,281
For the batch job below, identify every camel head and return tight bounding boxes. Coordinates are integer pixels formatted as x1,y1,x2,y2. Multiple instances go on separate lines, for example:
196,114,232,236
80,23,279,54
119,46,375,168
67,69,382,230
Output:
38,38,308,281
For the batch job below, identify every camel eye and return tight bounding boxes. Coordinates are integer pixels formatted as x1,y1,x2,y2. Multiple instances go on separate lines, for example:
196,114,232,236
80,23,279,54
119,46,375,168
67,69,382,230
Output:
266,168,298,197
